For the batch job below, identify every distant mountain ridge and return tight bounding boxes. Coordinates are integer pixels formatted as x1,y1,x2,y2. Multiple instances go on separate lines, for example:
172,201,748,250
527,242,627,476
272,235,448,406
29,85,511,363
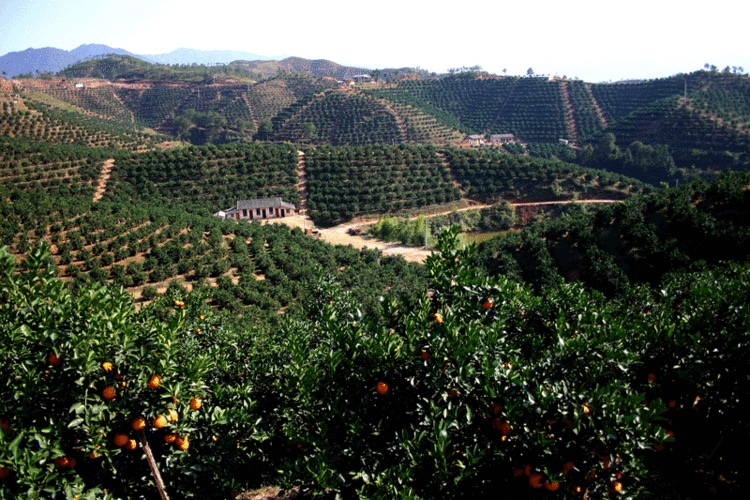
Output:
230,56,372,80
142,48,273,66
0,44,136,77
0,44,274,78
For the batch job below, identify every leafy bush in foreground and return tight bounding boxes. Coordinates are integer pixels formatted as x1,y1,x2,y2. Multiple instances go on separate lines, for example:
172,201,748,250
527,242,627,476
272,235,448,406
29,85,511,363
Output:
2,228,748,498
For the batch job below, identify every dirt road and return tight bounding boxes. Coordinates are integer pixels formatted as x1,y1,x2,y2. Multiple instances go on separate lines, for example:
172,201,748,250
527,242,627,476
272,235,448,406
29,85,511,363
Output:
264,199,622,264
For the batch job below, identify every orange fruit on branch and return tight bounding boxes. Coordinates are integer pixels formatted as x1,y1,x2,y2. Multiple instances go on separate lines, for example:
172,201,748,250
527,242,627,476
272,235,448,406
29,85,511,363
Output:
189,397,202,411
544,481,560,491
164,433,177,444
152,414,167,429
147,374,162,390
113,433,129,447
101,386,116,401
482,297,494,309
376,381,389,395
131,416,147,431
48,352,61,366
125,439,137,451
102,361,113,373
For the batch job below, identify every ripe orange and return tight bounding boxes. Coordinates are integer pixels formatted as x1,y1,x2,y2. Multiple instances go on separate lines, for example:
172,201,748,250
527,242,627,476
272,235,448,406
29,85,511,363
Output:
48,352,61,366
648,373,656,382
131,416,147,431
102,361,113,372
544,481,560,491
199,314,204,321
54,456,70,468
113,433,129,447
529,472,543,488
175,436,189,451
189,397,202,411
421,349,430,362
612,481,623,493
173,300,184,308
88,450,100,459
482,297,494,310
164,433,177,444
101,386,117,400
376,381,389,395
167,408,179,423
0,466,10,479
147,374,162,390
581,404,591,416
125,439,138,451
152,414,167,429
433,312,444,324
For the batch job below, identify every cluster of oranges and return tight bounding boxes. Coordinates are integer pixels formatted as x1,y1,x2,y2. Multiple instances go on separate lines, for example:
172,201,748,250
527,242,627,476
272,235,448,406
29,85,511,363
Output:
514,465,560,491
102,368,203,454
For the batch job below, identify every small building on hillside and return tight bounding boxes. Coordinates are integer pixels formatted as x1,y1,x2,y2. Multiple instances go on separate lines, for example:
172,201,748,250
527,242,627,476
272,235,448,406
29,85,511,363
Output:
216,197,296,221
352,74,372,84
490,133,516,144
464,134,486,146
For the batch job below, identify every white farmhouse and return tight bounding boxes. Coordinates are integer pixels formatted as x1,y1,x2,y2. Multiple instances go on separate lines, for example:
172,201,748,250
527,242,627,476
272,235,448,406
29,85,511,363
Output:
216,197,296,221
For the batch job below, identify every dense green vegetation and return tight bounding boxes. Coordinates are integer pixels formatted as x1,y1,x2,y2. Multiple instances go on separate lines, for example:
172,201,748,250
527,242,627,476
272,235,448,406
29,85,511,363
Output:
0,136,105,198
476,170,750,294
269,90,403,145
2,217,749,497
1,63,750,498
0,191,426,321
107,142,300,213
59,55,255,83
305,145,461,221
367,203,516,246
1,94,166,151
365,75,569,141
443,147,644,202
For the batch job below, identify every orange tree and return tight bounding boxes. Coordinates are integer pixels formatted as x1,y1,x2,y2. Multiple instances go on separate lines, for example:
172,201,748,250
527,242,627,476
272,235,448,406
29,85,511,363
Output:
0,244,224,498
256,226,671,497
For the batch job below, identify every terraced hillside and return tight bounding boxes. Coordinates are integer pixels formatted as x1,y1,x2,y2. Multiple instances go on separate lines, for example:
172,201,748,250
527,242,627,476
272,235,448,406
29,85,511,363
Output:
365,75,570,142
442,147,645,202
269,89,404,145
0,192,426,317
0,88,168,151
0,137,105,198
304,145,462,220
605,96,750,169
107,143,300,212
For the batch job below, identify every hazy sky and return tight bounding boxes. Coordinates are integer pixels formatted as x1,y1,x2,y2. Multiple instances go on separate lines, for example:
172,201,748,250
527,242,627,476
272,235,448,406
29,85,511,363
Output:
1,0,748,82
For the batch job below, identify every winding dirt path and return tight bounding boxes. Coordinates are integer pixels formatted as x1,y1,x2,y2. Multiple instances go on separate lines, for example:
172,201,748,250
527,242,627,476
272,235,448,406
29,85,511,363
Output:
93,158,115,202
270,199,622,264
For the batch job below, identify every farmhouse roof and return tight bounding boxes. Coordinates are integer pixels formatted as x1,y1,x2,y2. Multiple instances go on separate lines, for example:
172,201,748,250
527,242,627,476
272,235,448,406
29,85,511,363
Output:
236,197,295,210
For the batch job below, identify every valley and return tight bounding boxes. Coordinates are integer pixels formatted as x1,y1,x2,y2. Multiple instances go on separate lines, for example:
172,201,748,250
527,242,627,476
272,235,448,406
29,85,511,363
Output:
1,59,749,499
